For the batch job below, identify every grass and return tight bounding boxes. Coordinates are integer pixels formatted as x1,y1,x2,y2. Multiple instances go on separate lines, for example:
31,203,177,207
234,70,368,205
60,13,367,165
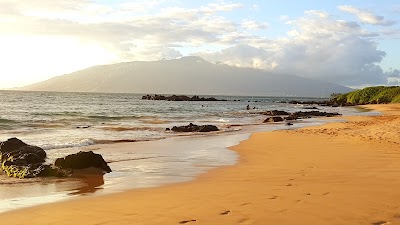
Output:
333,86,400,104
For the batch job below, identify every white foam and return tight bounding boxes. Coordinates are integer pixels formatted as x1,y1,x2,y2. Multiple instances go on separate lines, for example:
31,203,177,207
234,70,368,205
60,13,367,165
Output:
40,138,95,150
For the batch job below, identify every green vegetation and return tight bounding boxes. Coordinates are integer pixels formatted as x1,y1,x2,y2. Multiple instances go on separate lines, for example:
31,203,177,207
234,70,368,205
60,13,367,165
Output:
332,86,400,105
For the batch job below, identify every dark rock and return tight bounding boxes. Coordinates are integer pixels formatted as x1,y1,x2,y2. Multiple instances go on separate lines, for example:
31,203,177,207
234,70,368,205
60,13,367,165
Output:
261,110,290,116
284,116,298,121
170,123,219,132
0,137,29,153
263,117,284,123
291,111,340,118
0,138,47,178
142,94,223,101
54,151,112,173
1,138,112,179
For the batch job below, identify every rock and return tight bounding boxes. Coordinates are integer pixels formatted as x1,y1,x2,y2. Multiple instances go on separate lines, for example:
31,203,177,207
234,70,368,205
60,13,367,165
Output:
170,123,219,132
284,116,298,121
54,151,112,173
1,138,112,179
291,111,340,118
142,94,223,101
261,110,290,116
0,138,47,178
198,125,219,132
263,116,284,123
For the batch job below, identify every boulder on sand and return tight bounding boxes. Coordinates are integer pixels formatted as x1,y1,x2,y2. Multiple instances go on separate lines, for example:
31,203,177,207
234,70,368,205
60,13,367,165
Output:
0,137,112,178
54,151,112,173
0,138,47,178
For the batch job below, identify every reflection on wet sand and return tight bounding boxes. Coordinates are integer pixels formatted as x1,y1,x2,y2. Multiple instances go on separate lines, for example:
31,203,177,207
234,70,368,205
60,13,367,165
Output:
69,175,105,195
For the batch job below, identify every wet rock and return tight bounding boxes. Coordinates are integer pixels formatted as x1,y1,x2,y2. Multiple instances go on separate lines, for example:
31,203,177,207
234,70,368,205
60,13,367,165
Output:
54,151,112,173
1,138,112,179
0,138,47,178
263,116,284,123
170,123,219,132
142,94,223,101
261,110,290,116
291,111,340,118
284,116,298,121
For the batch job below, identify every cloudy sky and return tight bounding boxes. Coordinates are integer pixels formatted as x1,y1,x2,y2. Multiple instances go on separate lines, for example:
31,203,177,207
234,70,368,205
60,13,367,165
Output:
0,0,399,89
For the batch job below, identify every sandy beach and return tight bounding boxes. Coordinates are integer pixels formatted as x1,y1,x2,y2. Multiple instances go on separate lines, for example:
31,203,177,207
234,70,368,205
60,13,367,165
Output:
1,104,399,225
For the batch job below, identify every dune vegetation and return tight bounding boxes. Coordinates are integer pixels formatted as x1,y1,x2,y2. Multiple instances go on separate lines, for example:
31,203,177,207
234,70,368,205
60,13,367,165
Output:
332,86,400,104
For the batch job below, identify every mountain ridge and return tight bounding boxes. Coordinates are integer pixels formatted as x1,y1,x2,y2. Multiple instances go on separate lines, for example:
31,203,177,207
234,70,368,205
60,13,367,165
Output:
17,57,353,97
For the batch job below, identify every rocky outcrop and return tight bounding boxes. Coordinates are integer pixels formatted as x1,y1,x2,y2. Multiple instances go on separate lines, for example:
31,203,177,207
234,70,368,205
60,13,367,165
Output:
262,110,341,123
290,111,340,118
55,151,112,173
263,116,284,123
0,138,111,179
142,94,224,101
169,123,219,132
261,110,290,116
0,138,47,178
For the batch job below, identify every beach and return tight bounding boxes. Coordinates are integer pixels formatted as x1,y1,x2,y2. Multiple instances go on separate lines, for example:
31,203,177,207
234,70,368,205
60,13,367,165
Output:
0,103,399,224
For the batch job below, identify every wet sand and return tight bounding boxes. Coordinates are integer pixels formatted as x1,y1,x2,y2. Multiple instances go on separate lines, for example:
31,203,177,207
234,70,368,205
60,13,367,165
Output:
1,104,399,225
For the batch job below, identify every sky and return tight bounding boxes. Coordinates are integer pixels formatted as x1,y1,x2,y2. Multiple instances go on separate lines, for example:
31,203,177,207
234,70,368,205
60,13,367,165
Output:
0,0,399,89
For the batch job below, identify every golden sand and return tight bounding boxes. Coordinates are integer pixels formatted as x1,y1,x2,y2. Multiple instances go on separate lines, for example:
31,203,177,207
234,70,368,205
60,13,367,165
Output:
1,104,399,225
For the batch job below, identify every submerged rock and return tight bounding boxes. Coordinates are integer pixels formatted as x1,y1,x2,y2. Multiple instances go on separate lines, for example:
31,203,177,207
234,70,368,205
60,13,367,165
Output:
170,123,219,132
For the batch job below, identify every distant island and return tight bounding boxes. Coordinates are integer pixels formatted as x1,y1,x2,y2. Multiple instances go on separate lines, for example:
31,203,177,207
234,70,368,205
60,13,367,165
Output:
15,56,353,97
332,86,400,105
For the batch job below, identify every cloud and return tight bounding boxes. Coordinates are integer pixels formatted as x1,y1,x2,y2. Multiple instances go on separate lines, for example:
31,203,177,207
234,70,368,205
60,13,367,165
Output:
0,0,398,88
338,5,396,26
241,20,269,30
196,11,391,86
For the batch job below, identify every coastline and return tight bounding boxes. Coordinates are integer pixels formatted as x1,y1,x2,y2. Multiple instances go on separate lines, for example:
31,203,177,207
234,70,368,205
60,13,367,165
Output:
1,104,399,224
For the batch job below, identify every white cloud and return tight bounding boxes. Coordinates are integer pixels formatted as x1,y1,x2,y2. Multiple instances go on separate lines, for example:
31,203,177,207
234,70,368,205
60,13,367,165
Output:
241,20,269,30
200,2,244,14
196,11,392,86
338,5,396,26
0,1,398,88
305,10,329,18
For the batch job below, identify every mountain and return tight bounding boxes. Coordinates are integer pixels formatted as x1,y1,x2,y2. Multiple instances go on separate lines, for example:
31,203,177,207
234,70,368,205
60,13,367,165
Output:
18,56,353,97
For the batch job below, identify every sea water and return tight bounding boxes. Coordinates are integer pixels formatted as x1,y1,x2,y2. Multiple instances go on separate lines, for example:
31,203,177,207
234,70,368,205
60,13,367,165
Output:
0,90,372,212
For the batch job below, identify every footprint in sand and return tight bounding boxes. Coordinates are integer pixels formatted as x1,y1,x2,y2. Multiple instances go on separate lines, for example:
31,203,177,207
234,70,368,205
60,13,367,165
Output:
269,195,279,200
372,221,390,225
179,219,197,224
220,210,231,215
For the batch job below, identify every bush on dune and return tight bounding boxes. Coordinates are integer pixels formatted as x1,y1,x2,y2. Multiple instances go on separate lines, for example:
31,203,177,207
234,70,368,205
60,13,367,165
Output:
333,86,400,104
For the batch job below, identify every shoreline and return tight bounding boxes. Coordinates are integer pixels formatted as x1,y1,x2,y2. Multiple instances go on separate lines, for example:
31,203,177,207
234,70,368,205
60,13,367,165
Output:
0,117,335,213
1,104,399,224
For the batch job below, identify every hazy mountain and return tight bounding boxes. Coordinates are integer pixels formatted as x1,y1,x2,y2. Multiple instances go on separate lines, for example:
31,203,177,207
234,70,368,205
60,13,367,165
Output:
18,56,353,97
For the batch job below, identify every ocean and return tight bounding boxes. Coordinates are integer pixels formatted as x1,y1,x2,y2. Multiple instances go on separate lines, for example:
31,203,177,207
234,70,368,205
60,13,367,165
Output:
0,90,369,212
